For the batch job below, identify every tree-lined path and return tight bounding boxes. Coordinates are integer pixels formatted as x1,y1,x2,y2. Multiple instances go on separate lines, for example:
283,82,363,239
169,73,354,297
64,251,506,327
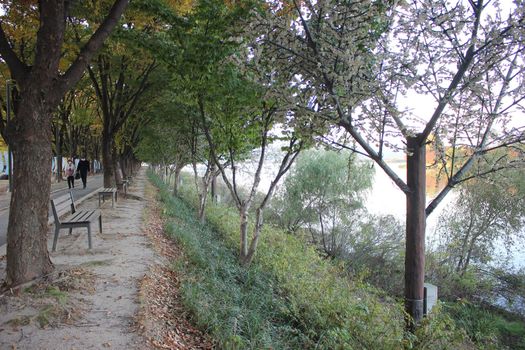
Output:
0,168,210,349
0,0,524,347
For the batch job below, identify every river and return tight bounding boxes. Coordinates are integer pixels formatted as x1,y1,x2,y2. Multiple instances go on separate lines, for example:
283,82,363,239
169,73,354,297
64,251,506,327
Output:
186,149,525,269
366,159,525,270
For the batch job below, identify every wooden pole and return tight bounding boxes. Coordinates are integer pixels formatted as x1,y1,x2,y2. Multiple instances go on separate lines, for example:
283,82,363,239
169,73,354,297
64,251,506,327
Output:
405,135,426,328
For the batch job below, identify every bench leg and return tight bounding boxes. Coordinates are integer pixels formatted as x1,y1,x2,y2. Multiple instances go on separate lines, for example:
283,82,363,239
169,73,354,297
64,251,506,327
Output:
52,226,60,252
99,215,102,233
98,194,101,208
69,227,73,235
87,225,92,250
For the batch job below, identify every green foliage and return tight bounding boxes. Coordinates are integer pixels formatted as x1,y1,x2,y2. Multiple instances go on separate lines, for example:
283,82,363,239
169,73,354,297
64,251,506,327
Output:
270,148,374,258
151,169,515,349
409,304,473,350
151,170,406,348
150,171,304,349
134,90,194,166
273,148,373,232
344,214,405,296
444,301,525,350
434,168,525,274
425,253,493,301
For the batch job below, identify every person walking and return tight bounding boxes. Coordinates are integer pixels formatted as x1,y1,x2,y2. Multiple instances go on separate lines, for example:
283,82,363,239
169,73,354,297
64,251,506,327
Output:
65,159,76,189
77,156,90,189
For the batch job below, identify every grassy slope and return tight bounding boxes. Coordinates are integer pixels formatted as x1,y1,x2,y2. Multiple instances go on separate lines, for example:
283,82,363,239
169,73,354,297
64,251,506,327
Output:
150,172,477,349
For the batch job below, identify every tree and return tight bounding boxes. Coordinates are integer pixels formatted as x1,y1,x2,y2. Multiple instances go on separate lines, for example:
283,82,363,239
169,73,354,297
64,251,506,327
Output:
435,167,525,275
155,0,260,225
202,91,305,265
273,148,374,258
134,91,193,194
200,60,308,266
87,52,157,186
54,80,100,161
260,0,525,324
0,0,129,287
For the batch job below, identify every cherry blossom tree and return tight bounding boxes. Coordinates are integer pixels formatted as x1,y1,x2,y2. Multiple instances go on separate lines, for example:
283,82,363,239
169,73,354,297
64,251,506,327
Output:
257,0,525,325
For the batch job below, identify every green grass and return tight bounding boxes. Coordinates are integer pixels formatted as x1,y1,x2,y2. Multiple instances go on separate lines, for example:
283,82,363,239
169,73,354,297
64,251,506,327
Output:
150,171,407,348
445,301,525,350
152,174,303,349
150,170,483,349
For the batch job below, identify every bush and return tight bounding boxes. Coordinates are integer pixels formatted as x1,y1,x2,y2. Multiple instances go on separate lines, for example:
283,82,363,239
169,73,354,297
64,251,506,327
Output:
445,301,525,350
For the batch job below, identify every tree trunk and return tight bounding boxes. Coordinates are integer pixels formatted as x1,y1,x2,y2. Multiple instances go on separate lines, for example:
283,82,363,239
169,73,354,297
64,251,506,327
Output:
198,193,208,223
404,136,426,328
114,158,124,187
120,154,127,180
243,207,264,265
6,101,54,286
210,162,218,203
102,130,114,187
173,166,182,196
55,127,62,182
239,206,249,261
198,173,210,223
461,233,482,276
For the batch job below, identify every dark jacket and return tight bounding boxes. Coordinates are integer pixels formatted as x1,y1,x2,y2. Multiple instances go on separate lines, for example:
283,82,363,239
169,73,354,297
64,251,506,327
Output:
77,159,90,174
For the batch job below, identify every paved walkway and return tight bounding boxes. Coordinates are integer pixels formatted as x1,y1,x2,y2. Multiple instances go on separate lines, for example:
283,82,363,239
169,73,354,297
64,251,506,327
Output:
0,168,153,349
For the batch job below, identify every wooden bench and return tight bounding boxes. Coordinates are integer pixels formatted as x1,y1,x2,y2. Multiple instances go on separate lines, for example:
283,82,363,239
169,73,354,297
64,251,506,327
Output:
51,192,102,251
98,187,117,207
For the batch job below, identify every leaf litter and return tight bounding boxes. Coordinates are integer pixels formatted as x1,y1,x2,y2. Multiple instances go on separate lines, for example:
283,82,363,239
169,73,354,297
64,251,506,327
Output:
135,181,213,349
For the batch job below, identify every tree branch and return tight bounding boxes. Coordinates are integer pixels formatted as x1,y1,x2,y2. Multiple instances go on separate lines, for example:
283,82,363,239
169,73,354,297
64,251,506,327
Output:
57,0,130,95
0,23,28,80
420,0,484,143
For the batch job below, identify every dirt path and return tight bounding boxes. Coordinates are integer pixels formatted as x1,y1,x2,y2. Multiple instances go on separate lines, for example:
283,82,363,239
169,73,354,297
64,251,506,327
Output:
0,169,178,349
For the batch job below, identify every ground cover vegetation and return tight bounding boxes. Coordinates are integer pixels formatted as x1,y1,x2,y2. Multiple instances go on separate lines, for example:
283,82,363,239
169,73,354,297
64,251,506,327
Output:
151,170,478,349
153,152,525,348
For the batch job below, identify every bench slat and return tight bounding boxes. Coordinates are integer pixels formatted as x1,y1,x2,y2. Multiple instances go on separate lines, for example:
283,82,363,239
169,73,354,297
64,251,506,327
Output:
54,202,73,215
54,196,71,207
66,210,99,223
100,188,116,193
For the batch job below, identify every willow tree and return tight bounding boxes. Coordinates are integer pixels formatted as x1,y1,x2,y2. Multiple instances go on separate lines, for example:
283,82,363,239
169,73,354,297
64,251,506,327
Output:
0,0,129,287
259,0,525,324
